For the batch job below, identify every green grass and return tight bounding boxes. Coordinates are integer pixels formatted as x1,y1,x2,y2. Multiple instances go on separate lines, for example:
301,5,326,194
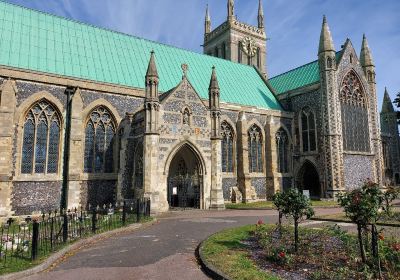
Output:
316,211,400,225
201,225,280,280
0,216,154,275
225,200,338,209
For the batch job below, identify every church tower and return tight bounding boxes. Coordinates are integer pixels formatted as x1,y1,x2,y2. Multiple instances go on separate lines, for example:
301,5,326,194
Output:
203,0,268,77
380,88,400,184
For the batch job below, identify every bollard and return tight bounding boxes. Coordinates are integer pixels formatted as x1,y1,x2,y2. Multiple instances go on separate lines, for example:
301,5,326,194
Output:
31,220,39,260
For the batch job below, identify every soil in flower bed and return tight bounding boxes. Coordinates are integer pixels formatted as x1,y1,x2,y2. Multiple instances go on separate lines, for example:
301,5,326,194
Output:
251,224,400,280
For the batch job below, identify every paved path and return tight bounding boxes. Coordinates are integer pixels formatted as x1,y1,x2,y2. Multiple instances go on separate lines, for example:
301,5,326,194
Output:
23,208,344,280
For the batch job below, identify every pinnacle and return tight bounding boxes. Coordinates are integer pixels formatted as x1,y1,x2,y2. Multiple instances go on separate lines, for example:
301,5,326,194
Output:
146,50,158,78
360,34,374,67
382,87,395,113
209,66,219,90
318,15,335,54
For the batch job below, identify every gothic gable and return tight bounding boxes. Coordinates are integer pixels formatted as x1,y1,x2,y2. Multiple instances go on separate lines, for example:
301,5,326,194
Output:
160,77,209,130
337,40,368,92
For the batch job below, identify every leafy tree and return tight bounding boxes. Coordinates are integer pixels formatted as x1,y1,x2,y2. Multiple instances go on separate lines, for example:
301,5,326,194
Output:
394,91,400,123
272,191,285,229
273,188,314,252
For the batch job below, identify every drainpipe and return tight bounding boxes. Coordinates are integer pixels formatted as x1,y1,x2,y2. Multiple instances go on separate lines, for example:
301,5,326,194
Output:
61,86,76,211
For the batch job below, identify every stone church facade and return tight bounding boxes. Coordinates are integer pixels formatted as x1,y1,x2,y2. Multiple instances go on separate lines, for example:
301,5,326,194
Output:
0,1,398,216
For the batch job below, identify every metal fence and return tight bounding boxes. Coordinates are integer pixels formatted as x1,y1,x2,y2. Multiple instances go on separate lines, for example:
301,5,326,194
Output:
0,198,151,270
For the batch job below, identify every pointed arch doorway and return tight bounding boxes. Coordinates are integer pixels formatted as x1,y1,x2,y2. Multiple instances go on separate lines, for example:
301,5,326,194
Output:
167,144,203,209
296,161,321,198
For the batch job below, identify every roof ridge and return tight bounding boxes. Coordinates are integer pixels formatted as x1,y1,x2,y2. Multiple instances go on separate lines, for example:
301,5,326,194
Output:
0,0,255,71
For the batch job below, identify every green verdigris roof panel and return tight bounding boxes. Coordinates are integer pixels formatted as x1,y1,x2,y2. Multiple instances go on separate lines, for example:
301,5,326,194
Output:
269,51,343,95
0,1,282,111
269,61,320,95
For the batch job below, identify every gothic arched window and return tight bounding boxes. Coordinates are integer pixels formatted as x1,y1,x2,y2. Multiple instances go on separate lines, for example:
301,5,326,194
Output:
214,47,219,58
134,143,143,189
257,48,261,69
84,106,116,173
248,124,263,173
221,121,234,172
340,71,370,152
238,42,242,63
300,108,317,152
276,129,289,173
21,100,61,174
221,43,226,59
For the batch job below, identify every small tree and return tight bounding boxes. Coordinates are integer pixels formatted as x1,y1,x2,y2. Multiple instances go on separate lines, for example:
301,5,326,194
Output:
273,188,314,252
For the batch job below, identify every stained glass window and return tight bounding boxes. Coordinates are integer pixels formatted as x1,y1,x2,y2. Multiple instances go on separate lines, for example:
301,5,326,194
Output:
300,108,317,152
340,71,370,152
84,106,115,173
221,121,234,172
276,129,289,173
248,124,263,173
21,100,61,174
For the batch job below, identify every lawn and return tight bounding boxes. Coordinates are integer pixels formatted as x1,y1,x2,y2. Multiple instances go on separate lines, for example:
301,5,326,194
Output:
315,211,400,225
200,225,279,280
225,200,338,210
201,224,400,280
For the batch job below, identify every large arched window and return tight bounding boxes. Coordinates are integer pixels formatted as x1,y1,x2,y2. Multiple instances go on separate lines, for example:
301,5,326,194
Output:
84,106,116,173
300,108,316,152
276,128,289,173
248,124,263,173
221,121,234,173
21,100,61,174
340,71,370,152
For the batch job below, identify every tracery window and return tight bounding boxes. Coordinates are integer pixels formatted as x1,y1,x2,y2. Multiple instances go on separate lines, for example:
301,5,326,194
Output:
221,121,234,173
84,106,116,173
340,71,370,152
21,100,61,174
248,124,263,173
221,43,226,59
276,129,289,173
300,108,317,152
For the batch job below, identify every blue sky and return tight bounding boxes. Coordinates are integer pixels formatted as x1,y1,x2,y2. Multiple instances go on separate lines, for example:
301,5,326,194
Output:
4,0,400,108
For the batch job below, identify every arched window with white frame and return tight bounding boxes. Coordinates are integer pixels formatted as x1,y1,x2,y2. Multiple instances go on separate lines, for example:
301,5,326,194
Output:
248,124,263,173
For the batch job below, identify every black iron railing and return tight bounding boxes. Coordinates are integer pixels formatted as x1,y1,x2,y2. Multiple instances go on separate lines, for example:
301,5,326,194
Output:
0,198,151,270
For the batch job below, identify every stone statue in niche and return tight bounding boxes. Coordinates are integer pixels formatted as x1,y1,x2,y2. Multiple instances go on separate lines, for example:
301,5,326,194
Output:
182,108,190,125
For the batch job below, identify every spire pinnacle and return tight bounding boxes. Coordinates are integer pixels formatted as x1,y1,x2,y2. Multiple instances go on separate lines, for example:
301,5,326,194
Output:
228,0,234,20
146,50,158,78
205,4,211,35
360,34,374,67
382,87,395,113
258,0,264,29
318,15,335,54
209,66,219,90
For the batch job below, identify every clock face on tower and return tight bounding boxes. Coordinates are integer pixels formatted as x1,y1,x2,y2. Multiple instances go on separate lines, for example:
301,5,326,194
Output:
241,37,257,57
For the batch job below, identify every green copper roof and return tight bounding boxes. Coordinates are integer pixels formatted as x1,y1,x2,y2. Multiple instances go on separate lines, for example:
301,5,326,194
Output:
269,51,343,95
269,61,320,95
0,1,282,111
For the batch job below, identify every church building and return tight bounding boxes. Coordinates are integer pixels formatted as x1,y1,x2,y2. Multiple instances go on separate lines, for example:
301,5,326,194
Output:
0,0,398,216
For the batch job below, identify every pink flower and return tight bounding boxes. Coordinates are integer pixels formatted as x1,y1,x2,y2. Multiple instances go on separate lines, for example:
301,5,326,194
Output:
257,219,264,225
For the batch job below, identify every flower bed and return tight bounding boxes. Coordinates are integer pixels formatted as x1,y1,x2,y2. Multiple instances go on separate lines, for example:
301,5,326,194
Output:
201,224,400,280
